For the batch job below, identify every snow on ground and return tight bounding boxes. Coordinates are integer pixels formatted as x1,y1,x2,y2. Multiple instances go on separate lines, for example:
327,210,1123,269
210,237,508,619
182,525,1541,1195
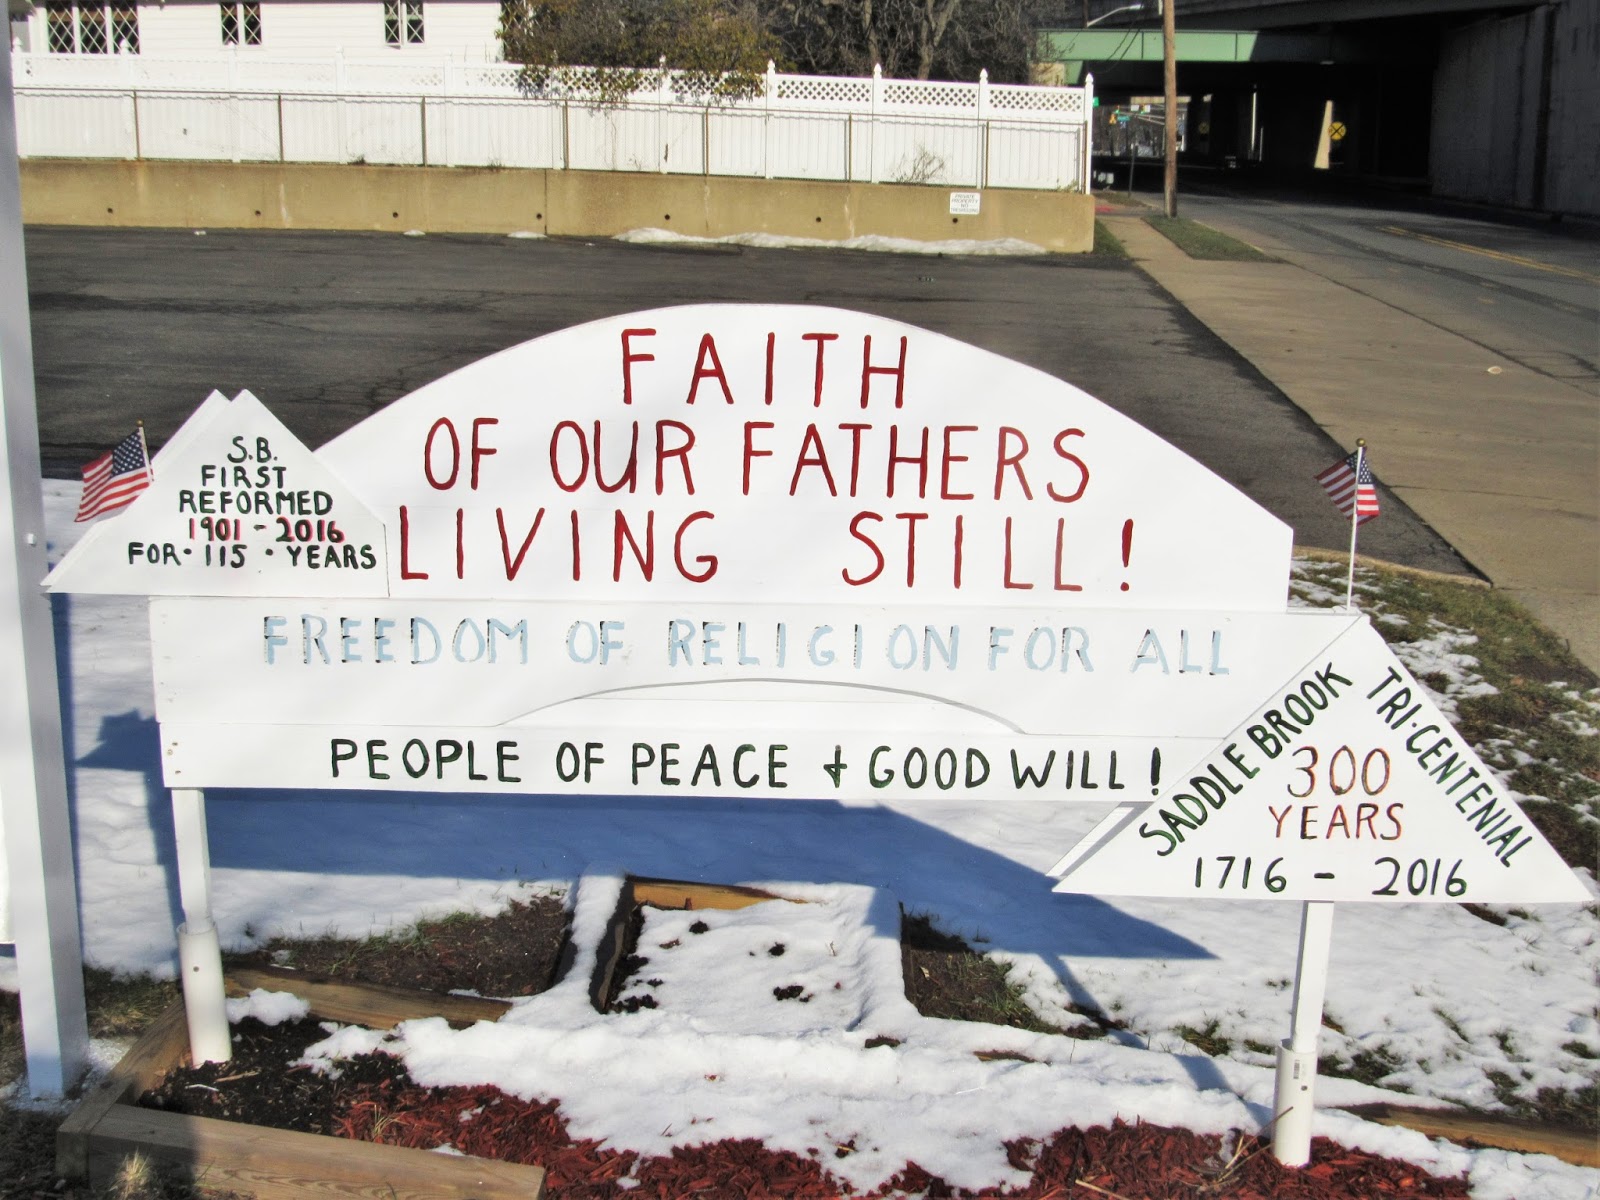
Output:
615,228,1050,256
4,481,1597,1198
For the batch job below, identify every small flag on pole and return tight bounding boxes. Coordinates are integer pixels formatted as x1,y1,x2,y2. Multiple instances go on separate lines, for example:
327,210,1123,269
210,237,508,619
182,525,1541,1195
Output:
76,428,152,522
1316,447,1379,524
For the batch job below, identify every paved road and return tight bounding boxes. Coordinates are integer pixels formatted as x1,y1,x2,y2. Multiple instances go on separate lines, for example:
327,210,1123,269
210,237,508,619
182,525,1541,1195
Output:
1106,185,1597,669
22,224,1469,575
1179,187,1599,395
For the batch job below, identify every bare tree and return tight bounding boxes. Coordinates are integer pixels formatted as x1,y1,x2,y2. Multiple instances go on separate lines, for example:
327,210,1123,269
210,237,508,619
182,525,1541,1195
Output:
500,0,783,100
762,0,1038,82
499,0,1045,93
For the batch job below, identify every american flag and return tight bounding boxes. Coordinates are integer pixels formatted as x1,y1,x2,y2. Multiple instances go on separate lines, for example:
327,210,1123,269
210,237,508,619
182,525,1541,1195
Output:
76,429,152,521
1316,448,1380,525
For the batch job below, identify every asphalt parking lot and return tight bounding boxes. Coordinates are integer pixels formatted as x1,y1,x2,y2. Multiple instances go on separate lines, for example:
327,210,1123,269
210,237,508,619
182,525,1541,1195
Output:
23,225,1469,574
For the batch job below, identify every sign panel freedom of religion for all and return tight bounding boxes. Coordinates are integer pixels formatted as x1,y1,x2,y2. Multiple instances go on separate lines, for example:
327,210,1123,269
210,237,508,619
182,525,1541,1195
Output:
46,306,1586,902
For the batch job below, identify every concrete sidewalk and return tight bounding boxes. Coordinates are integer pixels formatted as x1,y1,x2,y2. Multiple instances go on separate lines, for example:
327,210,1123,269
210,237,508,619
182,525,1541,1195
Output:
1102,213,1600,675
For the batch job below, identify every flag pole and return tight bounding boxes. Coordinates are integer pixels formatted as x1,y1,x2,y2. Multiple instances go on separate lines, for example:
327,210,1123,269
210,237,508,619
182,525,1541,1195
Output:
137,419,152,481
1343,439,1364,611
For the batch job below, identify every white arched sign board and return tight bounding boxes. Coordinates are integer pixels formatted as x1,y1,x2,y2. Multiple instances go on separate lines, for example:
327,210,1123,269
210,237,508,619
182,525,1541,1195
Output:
42,305,1585,1140
51,305,1344,803
318,305,1293,609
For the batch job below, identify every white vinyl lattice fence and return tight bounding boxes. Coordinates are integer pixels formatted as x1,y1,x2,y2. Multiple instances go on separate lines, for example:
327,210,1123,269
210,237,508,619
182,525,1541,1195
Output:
10,53,1093,191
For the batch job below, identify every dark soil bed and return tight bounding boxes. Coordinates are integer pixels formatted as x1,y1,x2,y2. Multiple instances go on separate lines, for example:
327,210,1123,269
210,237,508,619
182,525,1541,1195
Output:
136,893,1473,1198
142,1020,1470,1199
227,893,572,997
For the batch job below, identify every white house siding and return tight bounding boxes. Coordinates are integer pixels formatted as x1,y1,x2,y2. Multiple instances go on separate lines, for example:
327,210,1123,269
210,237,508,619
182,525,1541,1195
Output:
14,1,504,60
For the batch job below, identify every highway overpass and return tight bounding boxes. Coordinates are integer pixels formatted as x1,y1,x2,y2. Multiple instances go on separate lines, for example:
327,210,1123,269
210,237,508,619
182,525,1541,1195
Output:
1036,0,1599,219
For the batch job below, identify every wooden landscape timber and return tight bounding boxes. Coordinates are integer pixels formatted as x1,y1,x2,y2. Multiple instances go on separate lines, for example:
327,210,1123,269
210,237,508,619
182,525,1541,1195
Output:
225,964,512,1029
1343,1103,1600,1169
629,876,793,913
56,974,544,1199
590,876,799,1011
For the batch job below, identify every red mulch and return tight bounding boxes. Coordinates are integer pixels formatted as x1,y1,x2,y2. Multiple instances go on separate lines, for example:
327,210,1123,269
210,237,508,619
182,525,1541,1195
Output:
332,1074,1470,1199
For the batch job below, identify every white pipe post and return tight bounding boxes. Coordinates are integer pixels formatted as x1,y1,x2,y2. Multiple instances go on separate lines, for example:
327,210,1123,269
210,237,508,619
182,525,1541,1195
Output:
869,64,881,184
0,43,90,1098
227,46,241,164
440,59,454,170
1083,73,1095,193
171,788,231,1064
1272,900,1335,1165
975,69,988,189
657,56,668,174
763,59,775,181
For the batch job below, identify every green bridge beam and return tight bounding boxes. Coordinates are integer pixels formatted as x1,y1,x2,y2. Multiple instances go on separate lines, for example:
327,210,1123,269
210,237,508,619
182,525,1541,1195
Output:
1034,28,1397,66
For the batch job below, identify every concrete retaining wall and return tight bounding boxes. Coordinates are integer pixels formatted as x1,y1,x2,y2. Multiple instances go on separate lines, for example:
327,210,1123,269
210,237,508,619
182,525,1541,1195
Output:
1430,0,1599,218
19,160,1094,251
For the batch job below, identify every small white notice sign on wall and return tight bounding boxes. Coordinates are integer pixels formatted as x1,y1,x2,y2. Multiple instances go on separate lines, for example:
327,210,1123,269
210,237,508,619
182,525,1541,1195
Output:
949,191,982,216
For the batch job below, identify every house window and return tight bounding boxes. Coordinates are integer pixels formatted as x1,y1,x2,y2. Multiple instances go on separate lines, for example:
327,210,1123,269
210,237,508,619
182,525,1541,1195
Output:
44,2,139,54
220,2,262,46
384,0,424,47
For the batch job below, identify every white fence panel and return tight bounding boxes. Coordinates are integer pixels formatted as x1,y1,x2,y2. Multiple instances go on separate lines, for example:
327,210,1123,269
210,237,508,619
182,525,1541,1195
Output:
11,52,1092,192
873,117,980,187
766,111,851,181
432,97,564,169
656,107,701,175
234,57,338,92
566,104,663,174
341,95,426,165
135,93,278,162
455,63,524,95
706,108,765,178
987,122,1080,190
133,93,229,161
280,95,348,163
880,77,979,115
344,60,446,95
772,72,872,113
15,89,133,158
989,82,1088,122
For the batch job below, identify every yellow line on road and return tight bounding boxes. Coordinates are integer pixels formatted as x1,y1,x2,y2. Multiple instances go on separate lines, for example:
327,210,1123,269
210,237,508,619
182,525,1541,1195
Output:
1379,225,1600,284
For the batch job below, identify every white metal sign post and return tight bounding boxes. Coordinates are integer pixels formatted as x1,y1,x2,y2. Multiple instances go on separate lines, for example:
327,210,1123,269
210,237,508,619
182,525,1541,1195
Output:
0,46,90,1097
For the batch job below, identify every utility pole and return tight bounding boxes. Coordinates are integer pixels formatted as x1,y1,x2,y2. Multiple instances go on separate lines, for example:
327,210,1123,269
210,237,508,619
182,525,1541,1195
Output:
1162,0,1178,217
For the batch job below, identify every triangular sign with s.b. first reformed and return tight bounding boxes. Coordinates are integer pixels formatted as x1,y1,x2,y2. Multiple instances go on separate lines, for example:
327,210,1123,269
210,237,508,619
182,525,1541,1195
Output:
44,391,389,598
1051,617,1589,904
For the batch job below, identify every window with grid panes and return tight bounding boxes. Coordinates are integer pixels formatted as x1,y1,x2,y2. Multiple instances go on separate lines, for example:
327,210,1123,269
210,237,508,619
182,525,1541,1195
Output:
383,0,424,46
110,2,137,51
43,1,139,54
220,1,262,45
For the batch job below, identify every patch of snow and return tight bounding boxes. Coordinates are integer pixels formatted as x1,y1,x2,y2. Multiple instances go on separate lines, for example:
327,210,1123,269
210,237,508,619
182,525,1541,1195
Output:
616,227,1048,256
226,988,311,1027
